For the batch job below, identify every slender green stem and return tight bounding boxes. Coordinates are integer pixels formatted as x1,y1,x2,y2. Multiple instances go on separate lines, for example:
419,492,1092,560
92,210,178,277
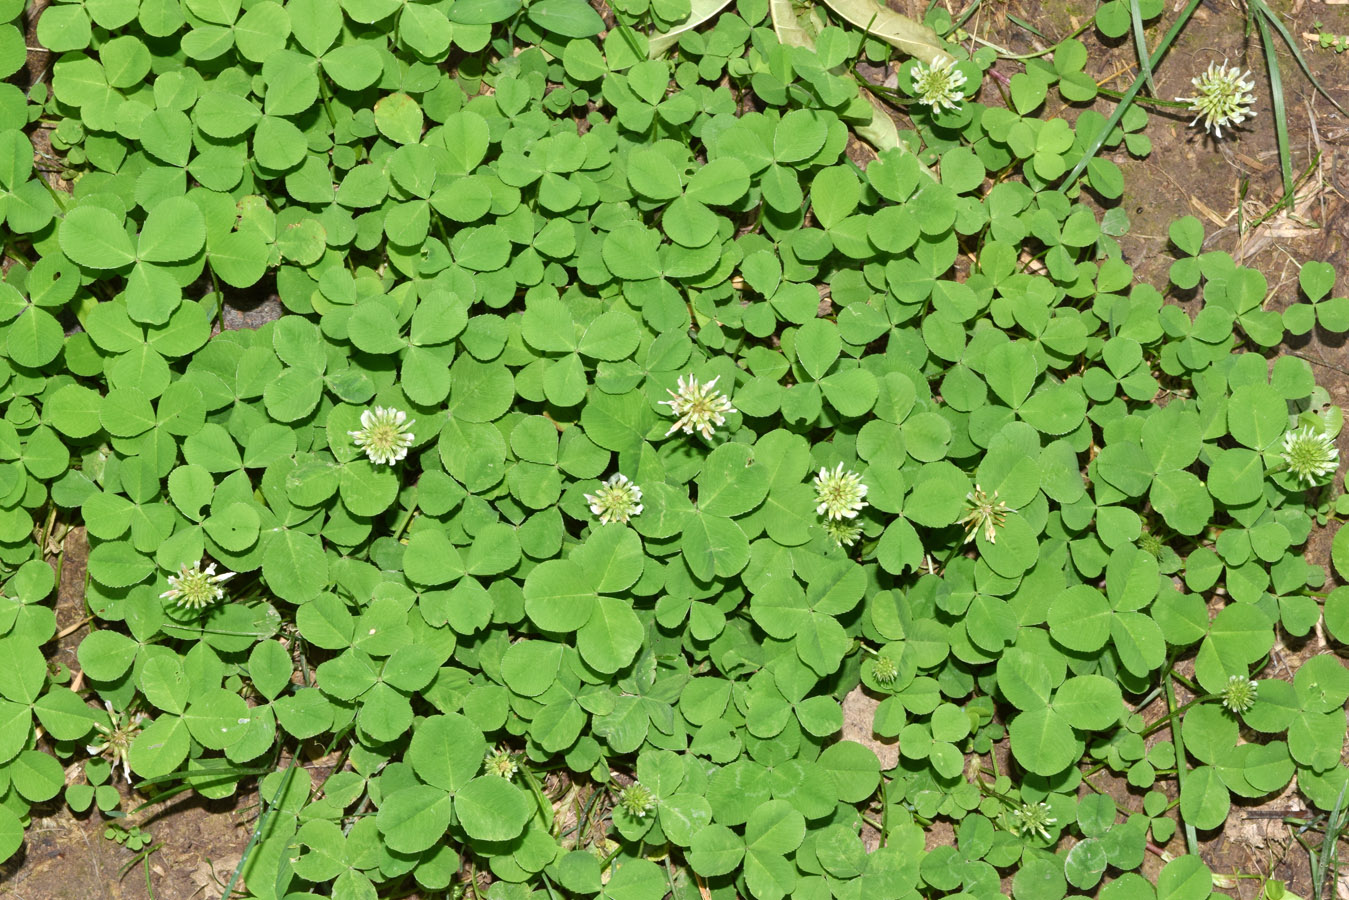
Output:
880,776,889,848
36,170,69,212
391,503,419,542
317,76,338,129
1093,87,1191,110
1164,669,1201,856
1168,667,1201,694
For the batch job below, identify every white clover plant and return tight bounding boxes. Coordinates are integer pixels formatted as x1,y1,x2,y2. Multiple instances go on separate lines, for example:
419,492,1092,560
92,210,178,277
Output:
0,1,1345,898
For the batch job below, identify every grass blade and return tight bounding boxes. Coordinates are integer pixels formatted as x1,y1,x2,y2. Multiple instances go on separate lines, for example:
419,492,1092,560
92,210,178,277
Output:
1313,782,1347,899
1250,0,1349,117
1253,10,1294,213
1061,0,1203,191
1129,0,1156,94
1006,14,1045,39
219,764,301,900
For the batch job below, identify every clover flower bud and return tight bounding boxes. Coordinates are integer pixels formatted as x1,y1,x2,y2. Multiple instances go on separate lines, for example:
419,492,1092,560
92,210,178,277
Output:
1220,675,1258,714
872,655,899,686
484,746,519,781
824,519,863,548
618,781,657,818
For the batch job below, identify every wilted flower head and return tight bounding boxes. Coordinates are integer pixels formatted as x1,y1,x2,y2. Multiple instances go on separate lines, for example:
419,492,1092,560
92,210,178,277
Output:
348,406,415,466
584,473,643,525
960,485,1008,544
618,781,657,818
911,56,968,111
484,746,518,780
160,560,233,610
1009,801,1057,842
661,374,736,440
1175,60,1256,138
87,701,145,784
1281,425,1338,486
1221,675,1258,714
813,463,868,521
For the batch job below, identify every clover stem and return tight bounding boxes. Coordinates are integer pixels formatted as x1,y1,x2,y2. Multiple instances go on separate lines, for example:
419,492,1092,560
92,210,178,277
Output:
539,869,562,900
1164,669,1201,857
1168,667,1201,694
391,503,419,542
879,777,889,847
1092,87,1193,110
2,240,32,267
519,763,554,827
208,263,224,330
317,75,338,129
1141,693,1204,738
35,171,68,211
663,856,679,898
597,837,625,869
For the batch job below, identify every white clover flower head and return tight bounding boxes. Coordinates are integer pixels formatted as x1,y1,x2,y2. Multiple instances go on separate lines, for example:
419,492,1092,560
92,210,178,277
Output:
660,373,736,440
1221,674,1258,713
160,560,234,610
824,519,863,548
960,484,1008,544
1010,801,1057,842
911,56,968,111
813,463,868,521
348,406,415,466
87,701,145,785
584,473,643,525
1281,425,1338,486
618,781,657,818
1175,60,1256,138
484,746,519,781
